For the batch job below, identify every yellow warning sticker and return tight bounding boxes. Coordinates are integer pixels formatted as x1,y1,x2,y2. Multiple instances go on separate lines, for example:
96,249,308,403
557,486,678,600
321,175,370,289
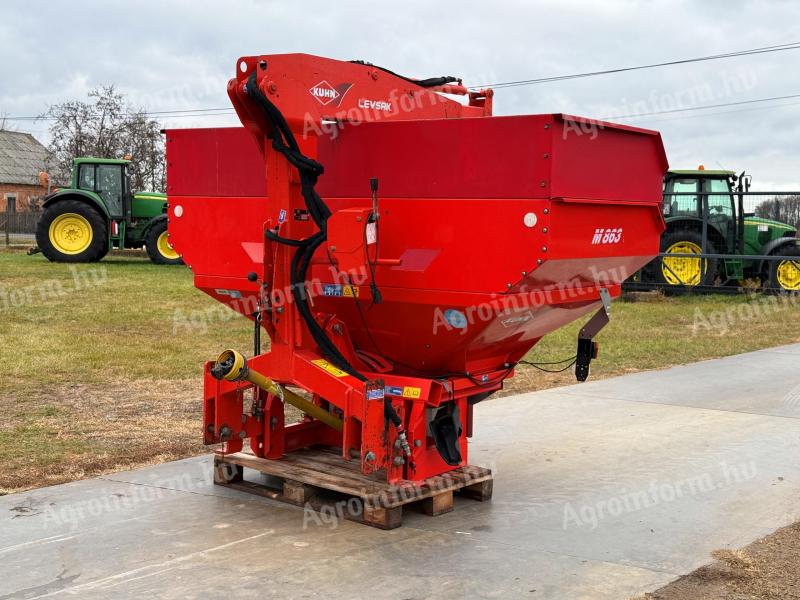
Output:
322,284,359,298
402,386,422,399
311,359,349,378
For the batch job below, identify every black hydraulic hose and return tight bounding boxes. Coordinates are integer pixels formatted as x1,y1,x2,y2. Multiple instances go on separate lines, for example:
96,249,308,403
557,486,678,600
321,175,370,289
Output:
246,75,352,367
265,227,314,247
246,73,329,227
245,71,410,435
289,232,364,380
349,60,459,88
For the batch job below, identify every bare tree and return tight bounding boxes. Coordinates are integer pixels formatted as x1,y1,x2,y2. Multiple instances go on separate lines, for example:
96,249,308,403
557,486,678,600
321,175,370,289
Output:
755,196,800,230
42,86,165,191
120,112,166,191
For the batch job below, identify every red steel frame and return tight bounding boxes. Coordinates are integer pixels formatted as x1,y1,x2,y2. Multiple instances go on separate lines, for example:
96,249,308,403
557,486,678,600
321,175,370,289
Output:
167,53,668,484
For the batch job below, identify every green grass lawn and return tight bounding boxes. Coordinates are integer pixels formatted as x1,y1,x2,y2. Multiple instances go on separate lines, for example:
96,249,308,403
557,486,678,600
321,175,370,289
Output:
2,247,799,493
0,248,251,492
504,289,800,396
0,250,251,392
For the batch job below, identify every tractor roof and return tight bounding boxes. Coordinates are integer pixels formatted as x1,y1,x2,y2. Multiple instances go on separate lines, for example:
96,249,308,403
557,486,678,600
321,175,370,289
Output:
72,157,131,166
667,169,736,177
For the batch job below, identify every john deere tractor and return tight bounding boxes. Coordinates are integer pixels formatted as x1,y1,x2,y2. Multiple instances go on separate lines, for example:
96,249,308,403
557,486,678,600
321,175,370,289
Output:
644,168,799,292
34,157,181,264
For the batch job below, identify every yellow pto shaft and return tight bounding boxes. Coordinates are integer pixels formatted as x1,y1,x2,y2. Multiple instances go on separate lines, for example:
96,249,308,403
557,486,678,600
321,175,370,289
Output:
211,349,344,432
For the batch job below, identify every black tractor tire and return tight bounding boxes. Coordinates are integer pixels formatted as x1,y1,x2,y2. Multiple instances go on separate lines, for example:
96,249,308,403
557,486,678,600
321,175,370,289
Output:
35,200,107,263
145,219,183,265
96,241,110,262
653,229,718,290
767,245,800,294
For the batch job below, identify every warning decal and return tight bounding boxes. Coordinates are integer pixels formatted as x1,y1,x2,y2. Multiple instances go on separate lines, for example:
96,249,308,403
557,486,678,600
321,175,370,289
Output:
311,359,349,378
384,385,422,399
322,284,359,298
402,386,421,399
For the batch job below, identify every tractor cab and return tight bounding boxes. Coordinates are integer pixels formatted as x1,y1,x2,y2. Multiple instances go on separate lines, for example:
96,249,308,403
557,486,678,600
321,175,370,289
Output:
72,158,132,222
662,168,744,254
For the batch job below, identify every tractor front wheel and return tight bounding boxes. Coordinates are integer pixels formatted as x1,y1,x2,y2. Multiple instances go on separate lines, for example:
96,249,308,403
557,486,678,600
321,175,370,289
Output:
655,230,717,290
767,245,800,294
145,220,183,265
36,200,107,263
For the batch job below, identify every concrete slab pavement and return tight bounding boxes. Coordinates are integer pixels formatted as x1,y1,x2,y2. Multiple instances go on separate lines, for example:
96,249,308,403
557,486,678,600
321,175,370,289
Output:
1,344,799,599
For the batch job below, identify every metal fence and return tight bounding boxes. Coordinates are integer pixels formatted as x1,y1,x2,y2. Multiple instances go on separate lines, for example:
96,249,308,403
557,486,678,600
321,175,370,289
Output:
0,211,39,247
626,189,800,294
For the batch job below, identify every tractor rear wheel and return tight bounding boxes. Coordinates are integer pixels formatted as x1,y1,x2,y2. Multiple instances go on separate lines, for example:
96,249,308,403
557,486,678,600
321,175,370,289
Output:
145,220,183,265
654,230,717,289
767,245,800,294
36,200,107,263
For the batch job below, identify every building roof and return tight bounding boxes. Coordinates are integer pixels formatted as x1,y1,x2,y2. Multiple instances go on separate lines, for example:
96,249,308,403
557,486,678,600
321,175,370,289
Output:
0,130,48,186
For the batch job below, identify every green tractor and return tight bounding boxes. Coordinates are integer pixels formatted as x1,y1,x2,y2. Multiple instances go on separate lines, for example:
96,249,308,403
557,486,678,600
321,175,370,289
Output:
34,157,181,264
645,168,799,292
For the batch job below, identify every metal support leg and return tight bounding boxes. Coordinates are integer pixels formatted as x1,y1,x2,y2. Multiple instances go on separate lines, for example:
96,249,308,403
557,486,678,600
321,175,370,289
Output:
575,288,611,382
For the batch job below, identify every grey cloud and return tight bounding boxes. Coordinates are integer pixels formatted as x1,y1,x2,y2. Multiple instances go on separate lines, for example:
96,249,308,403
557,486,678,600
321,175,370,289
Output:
1,0,798,188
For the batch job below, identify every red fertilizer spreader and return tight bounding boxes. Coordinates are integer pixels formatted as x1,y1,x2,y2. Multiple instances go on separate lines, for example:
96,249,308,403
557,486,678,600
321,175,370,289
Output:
166,53,667,487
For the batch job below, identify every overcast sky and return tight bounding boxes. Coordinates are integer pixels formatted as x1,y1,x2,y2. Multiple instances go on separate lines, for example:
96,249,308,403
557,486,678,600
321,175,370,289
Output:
1,0,799,189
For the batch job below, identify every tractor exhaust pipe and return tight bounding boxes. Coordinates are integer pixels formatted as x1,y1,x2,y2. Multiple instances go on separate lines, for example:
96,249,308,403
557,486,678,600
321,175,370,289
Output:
210,349,344,432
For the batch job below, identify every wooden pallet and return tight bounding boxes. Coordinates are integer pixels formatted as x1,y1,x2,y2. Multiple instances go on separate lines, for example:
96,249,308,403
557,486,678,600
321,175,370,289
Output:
213,447,493,529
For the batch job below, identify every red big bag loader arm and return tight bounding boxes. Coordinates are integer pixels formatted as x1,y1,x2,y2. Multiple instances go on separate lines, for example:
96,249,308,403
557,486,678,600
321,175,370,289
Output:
173,53,667,485
227,54,492,145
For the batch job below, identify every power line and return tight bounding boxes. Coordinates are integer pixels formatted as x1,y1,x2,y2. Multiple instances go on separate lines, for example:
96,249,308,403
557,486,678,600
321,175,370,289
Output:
5,40,800,123
143,107,231,115
601,91,800,120
11,93,800,129
470,41,800,89
3,107,235,121
620,99,800,126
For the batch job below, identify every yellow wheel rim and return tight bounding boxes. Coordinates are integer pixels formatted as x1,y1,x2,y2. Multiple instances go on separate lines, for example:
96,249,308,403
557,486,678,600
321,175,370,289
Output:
662,241,705,286
157,231,180,260
48,213,93,255
776,259,800,291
